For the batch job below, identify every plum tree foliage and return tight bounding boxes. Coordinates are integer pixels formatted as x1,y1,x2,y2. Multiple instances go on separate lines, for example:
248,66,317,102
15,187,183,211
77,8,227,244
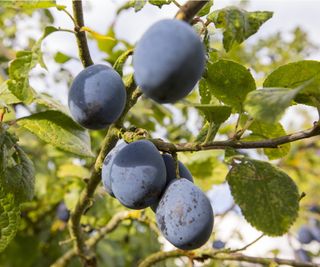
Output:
0,1,319,267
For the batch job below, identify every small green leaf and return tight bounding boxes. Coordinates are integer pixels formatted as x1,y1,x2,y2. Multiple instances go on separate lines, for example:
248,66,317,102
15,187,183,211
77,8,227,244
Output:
0,189,20,253
226,158,299,236
0,128,35,203
206,60,256,110
7,26,58,103
35,93,69,114
148,0,172,8
135,0,147,11
197,0,214,17
263,60,320,106
208,6,273,51
244,87,302,123
54,51,71,64
18,111,94,157
193,104,231,124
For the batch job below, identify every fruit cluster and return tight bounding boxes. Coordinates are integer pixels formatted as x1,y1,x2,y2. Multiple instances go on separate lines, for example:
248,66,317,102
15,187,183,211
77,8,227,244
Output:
67,19,211,250
295,205,320,262
101,140,214,250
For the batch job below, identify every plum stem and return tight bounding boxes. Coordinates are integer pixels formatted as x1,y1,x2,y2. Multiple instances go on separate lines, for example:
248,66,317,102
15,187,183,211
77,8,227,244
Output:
175,0,209,22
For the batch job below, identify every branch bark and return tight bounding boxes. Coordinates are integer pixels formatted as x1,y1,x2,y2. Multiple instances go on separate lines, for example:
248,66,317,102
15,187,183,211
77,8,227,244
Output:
175,0,209,22
72,0,93,67
138,250,319,267
149,122,320,153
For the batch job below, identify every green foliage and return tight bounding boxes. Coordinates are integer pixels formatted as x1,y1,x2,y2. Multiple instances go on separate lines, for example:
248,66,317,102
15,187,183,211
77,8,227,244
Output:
208,6,273,51
198,0,214,17
193,104,231,124
1,0,62,9
18,111,94,157
263,60,320,106
227,158,300,236
204,59,256,110
0,127,35,203
0,188,20,253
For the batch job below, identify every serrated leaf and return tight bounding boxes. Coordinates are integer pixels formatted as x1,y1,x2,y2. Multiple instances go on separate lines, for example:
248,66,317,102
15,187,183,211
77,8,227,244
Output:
208,6,273,51
206,60,256,110
246,120,290,160
18,111,94,157
54,51,71,64
244,87,302,123
0,128,35,203
0,189,20,253
263,60,320,106
193,104,231,124
198,0,214,17
226,158,299,236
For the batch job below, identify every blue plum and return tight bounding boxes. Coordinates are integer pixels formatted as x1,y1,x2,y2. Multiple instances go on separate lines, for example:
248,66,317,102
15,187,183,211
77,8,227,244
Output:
156,178,214,250
133,19,205,103
310,226,320,242
297,226,313,244
68,64,126,129
56,202,69,222
110,140,167,209
295,249,311,262
101,142,127,197
151,154,193,211
212,240,225,249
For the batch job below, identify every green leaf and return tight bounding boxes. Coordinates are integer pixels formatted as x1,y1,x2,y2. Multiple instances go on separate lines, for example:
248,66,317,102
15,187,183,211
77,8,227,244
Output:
34,93,69,114
263,60,320,106
245,120,291,160
57,164,90,179
193,104,231,124
206,60,256,110
0,189,20,253
244,87,302,123
54,51,71,64
135,0,147,11
148,0,172,8
198,0,214,17
0,81,20,105
7,26,58,103
1,0,62,9
0,128,35,203
208,6,273,51
226,158,300,236
18,111,94,157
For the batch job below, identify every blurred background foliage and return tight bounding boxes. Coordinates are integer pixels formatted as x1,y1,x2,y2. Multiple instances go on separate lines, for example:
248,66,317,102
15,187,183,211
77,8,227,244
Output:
0,1,319,266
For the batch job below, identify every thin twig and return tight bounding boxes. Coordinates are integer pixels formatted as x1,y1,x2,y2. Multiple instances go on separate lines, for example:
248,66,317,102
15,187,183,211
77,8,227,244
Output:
72,0,93,67
138,250,319,267
175,0,209,22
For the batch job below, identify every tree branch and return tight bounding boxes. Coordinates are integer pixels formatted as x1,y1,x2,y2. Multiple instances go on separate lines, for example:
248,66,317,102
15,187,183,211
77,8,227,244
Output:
175,0,209,22
72,0,93,67
51,211,157,267
138,250,319,267
149,122,320,153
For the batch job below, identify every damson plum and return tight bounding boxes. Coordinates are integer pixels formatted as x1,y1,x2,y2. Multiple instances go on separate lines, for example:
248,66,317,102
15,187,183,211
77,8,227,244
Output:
297,226,313,244
156,178,214,250
310,226,320,242
110,140,166,209
56,202,70,222
295,249,311,262
101,142,127,197
68,64,126,129
151,154,193,211
133,19,205,103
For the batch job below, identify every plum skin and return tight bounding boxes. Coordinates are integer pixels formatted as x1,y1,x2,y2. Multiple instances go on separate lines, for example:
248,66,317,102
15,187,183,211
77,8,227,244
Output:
101,142,127,198
68,64,126,130
156,178,214,250
110,140,167,209
133,19,205,103
151,154,193,212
